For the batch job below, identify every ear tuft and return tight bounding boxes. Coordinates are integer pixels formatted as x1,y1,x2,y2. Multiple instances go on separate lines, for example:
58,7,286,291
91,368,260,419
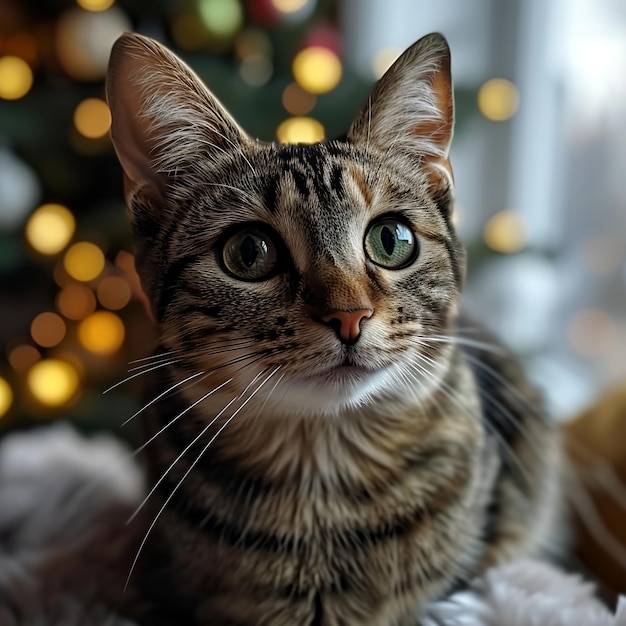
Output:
348,33,454,187
106,33,248,198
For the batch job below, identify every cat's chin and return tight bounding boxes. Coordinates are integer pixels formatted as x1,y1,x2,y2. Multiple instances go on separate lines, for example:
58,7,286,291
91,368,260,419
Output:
267,365,396,417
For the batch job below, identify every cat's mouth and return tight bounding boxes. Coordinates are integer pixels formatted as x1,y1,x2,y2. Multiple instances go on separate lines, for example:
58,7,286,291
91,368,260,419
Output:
329,363,373,382
309,356,383,386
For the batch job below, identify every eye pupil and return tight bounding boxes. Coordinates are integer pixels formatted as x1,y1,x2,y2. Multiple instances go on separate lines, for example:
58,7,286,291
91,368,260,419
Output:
364,217,418,269
240,235,258,268
381,226,395,256
222,227,278,281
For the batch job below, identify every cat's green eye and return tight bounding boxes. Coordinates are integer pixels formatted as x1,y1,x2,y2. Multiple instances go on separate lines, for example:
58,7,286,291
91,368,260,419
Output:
364,218,418,269
222,229,278,281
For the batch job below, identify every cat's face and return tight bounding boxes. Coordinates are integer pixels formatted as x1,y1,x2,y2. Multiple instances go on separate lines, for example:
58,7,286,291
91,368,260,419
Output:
106,33,464,415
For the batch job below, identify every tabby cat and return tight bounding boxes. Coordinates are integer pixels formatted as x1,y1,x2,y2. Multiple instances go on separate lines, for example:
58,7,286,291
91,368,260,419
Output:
106,32,562,625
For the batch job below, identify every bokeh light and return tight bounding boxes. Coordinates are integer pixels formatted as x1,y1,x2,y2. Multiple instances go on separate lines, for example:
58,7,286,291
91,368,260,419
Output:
198,0,243,38
78,311,125,354
57,282,97,320
292,46,342,94
73,98,112,139
276,117,324,143
76,0,115,11
96,275,132,310
478,78,519,121
239,56,273,86
64,242,105,282
272,0,308,12
567,309,617,357
31,312,67,348
56,6,131,81
27,358,80,407
0,56,33,100
0,147,41,230
234,29,271,61
483,209,527,253
372,46,401,79
0,377,13,418
26,204,76,255
8,345,41,373
282,82,316,115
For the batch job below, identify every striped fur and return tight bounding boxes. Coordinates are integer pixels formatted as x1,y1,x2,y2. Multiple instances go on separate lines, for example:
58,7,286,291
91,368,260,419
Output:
107,33,562,625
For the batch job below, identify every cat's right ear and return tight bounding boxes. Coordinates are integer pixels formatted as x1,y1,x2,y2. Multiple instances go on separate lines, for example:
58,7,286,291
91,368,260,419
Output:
106,33,249,201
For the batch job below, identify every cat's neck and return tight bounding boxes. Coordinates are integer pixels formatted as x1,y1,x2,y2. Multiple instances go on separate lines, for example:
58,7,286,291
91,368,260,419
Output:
142,344,481,491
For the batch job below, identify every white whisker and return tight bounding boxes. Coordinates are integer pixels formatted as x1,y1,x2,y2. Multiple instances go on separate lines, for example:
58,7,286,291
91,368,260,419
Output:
408,352,533,486
128,356,182,373
124,366,281,591
127,375,239,525
203,182,258,205
121,370,206,426
103,359,179,394
418,335,505,355
128,349,183,365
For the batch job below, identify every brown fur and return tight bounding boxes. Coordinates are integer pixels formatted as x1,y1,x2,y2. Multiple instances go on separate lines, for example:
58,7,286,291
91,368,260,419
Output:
106,32,562,625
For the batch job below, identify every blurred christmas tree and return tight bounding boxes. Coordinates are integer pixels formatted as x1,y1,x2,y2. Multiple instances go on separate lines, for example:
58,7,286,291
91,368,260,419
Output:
0,0,479,434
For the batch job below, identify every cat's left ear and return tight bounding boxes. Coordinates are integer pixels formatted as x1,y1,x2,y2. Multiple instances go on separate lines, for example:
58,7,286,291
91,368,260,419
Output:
106,33,249,200
348,33,454,191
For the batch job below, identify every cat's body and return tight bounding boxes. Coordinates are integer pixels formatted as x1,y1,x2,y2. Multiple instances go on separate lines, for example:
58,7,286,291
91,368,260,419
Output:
106,33,562,625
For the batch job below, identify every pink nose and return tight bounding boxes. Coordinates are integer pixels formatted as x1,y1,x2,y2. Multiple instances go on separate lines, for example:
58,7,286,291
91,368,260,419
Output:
319,308,373,344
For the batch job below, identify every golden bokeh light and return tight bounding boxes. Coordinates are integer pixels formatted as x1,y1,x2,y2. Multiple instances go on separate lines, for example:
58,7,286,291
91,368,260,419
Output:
292,46,342,94
73,98,112,139
272,0,308,12
96,275,132,310
26,204,76,255
276,117,325,144
78,311,125,354
483,209,527,253
64,242,105,282
0,56,33,100
567,309,617,357
372,46,401,79
30,312,67,348
282,82,316,115
76,0,115,11
8,344,41,373
0,376,13,418
478,78,519,122
57,282,97,320
27,358,80,407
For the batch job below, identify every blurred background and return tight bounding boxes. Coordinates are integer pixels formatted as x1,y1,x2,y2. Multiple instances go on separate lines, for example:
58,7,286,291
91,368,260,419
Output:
0,0,625,436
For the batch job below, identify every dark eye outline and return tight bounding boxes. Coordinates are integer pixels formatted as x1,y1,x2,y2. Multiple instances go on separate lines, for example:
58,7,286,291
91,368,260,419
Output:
364,215,419,270
218,222,286,282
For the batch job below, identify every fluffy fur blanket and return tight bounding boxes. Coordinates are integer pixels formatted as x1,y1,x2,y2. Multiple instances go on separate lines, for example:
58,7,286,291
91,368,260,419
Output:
0,425,624,626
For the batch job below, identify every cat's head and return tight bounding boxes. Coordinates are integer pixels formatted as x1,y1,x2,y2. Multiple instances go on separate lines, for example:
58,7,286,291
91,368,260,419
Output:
106,32,464,416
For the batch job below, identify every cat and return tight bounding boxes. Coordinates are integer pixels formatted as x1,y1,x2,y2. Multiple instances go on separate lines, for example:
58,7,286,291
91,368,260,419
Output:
105,31,563,625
